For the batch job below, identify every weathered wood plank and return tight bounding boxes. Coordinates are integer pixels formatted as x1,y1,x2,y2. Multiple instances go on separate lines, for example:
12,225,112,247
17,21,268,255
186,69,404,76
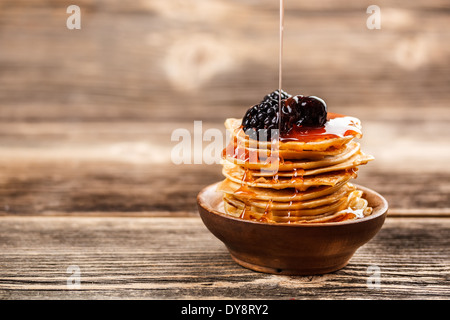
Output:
0,159,449,215
0,104,449,216
0,1,448,216
0,1,449,117
0,216,448,299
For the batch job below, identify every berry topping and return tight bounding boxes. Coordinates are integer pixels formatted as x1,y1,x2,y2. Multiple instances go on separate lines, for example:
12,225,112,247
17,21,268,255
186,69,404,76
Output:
262,89,291,103
283,95,327,128
241,90,290,140
241,91,328,140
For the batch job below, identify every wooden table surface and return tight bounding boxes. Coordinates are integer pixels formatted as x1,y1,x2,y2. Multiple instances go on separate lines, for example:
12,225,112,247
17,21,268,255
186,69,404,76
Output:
0,1,449,300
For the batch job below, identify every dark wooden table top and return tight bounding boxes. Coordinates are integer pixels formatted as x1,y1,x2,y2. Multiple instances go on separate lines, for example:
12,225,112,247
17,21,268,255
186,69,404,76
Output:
0,1,449,300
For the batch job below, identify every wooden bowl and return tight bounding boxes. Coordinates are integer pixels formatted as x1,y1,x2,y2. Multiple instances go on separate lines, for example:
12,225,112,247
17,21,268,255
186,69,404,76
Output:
197,182,388,275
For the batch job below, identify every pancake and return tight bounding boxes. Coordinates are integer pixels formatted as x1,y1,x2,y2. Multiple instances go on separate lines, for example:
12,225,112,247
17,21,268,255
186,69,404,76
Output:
226,151,373,177
225,117,362,152
223,189,372,223
225,194,347,217
222,163,358,191
217,179,350,202
224,139,362,171
227,183,355,210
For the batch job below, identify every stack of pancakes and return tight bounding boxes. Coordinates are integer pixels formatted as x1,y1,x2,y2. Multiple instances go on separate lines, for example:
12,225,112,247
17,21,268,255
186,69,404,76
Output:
218,117,374,223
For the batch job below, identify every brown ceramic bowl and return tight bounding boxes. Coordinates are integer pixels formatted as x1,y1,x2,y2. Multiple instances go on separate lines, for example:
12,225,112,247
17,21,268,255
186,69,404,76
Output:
197,182,388,275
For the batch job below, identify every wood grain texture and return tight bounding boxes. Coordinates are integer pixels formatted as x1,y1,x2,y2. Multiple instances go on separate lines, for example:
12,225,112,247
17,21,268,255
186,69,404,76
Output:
0,0,449,115
0,216,448,299
1,159,450,216
0,0,449,216
0,105,449,216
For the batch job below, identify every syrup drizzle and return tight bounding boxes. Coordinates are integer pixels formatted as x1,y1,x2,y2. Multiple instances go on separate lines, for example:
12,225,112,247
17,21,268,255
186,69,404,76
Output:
235,169,256,197
263,199,273,222
276,0,284,175
278,0,284,129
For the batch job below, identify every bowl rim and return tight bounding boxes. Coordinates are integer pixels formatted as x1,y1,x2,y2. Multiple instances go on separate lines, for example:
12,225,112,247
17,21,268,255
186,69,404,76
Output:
197,182,388,228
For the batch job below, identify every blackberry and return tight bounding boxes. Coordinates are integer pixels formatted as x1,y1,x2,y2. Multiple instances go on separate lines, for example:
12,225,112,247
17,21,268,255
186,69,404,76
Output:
241,90,290,140
241,90,327,140
263,89,291,103
241,101,279,141
282,95,327,128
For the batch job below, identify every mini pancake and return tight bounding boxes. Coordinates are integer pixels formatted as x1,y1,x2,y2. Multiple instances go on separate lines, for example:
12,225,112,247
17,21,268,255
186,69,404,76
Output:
225,193,347,216
231,151,374,178
223,196,348,223
222,163,359,191
225,118,361,152
223,189,371,223
217,179,351,202
226,183,355,210
224,140,361,171
225,137,347,160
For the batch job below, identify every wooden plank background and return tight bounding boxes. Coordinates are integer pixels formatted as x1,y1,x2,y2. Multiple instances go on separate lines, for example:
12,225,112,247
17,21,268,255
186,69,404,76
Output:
0,216,448,299
0,0,449,299
0,0,449,216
